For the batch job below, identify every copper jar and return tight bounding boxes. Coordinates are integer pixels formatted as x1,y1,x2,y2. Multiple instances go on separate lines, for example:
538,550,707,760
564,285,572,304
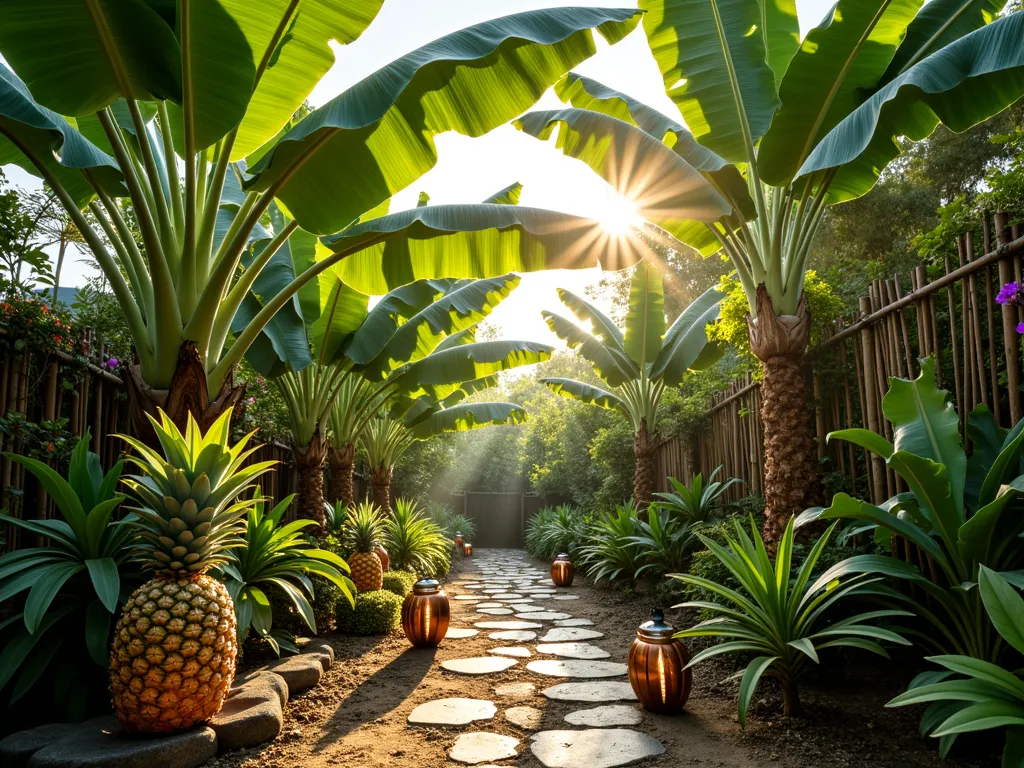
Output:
550,553,574,587
453,531,464,551
628,608,691,713
402,578,450,647
463,542,473,556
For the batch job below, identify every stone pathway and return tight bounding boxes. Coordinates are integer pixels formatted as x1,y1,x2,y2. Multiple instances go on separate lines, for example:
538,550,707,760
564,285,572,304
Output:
407,549,664,768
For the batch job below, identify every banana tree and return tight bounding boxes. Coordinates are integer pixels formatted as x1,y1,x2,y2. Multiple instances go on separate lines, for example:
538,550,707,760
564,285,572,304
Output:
541,263,723,505
515,1,1024,538
0,3,648,441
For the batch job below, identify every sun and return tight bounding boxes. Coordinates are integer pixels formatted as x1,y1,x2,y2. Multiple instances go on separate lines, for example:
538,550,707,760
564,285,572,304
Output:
596,192,641,235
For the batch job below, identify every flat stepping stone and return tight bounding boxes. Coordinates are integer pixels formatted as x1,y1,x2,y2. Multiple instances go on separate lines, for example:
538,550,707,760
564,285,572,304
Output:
475,602,506,608
494,682,537,700
530,729,663,768
488,646,532,658
408,698,496,727
565,705,643,727
489,630,537,642
445,627,480,639
504,706,544,730
555,618,594,627
528,660,627,678
490,593,524,599
542,682,637,703
455,595,488,601
475,620,543,630
517,611,573,621
476,608,514,615
541,628,604,642
536,643,611,660
449,732,520,765
442,657,518,675
553,595,580,600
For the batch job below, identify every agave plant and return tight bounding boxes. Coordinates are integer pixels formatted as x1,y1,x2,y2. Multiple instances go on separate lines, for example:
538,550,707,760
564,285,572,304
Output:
799,358,1024,663
673,517,912,722
219,492,354,656
652,466,742,524
0,432,130,716
629,507,698,580
384,498,452,578
887,567,1024,761
578,502,643,584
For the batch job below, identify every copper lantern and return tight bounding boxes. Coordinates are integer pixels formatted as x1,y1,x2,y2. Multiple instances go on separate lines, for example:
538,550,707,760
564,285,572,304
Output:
550,553,574,587
453,531,464,551
628,608,691,713
402,578,450,647
463,542,473,556
374,544,390,572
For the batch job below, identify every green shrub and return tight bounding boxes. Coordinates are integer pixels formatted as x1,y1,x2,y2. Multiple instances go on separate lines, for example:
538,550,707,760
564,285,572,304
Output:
525,504,589,560
382,570,416,597
336,589,404,635
578,502,643,584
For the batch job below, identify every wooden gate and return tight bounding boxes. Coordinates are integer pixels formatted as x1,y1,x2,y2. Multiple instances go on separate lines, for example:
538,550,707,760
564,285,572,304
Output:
435,491,548,548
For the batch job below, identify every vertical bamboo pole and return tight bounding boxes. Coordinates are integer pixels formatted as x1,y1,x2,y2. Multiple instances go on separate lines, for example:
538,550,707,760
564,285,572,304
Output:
860,297,887,504
996,212,1022,425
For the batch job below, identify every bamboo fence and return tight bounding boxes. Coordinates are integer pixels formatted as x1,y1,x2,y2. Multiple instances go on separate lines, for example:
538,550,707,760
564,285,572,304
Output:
656,211,1024,506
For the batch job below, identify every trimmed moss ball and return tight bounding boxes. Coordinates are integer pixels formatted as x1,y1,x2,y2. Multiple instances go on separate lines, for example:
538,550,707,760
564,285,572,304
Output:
381,571,417,597
336,589,403,635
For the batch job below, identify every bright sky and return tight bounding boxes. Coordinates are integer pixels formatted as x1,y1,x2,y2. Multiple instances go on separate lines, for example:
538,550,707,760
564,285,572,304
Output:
3,0,837,344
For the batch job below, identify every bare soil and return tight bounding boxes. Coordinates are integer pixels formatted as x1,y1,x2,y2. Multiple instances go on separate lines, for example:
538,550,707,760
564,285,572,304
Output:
207,550,999,768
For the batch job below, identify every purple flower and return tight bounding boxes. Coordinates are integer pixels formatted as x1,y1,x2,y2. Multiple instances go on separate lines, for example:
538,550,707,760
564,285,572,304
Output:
1017,322,1024,335
105,358,119,368
998,282,1022,305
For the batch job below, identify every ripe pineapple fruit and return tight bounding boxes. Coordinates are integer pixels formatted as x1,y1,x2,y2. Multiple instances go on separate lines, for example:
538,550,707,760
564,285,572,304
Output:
112,409,275,733
345,502,385,592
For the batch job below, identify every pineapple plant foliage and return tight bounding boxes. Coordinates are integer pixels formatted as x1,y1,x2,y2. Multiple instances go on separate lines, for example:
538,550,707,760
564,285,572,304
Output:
218,491,354,657
114,408,275,733
0,431,130,718
343,502,387,593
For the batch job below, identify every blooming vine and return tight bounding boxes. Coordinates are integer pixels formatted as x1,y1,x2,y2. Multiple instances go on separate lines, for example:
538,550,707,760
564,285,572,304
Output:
996,282,1024,333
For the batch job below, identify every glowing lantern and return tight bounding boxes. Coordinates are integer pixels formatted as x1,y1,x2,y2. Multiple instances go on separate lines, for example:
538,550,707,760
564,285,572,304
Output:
463,542,473,556
453,531,464,551
628,608,691,713
402,578,450,647
550,553,574,587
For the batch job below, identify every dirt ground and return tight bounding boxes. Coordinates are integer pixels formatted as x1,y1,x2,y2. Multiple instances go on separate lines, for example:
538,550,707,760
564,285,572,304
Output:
206,550,999,768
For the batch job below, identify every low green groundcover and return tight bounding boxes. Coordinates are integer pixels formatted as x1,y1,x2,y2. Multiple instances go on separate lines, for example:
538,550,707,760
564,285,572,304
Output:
382,570,417,597
337,589,404,635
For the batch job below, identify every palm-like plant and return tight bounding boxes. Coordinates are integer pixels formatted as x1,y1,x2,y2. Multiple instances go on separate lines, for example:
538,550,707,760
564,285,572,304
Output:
629,507,698,579
516,1,1024,539
652,466,742,524
0,432,130,716
384,498,451,578
219,492,354,656
674,517,912,722
0,5,646,437
528,504,589,560
578,501,644,584
543,266,723,504
887,567,1024,762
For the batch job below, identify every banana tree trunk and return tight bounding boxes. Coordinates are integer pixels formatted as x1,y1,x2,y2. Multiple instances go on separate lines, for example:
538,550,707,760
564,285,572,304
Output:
633,419,657,508
371,465,393,514
747,285,818,543
328,441,356,510
124,341,245,447
293,432,329,533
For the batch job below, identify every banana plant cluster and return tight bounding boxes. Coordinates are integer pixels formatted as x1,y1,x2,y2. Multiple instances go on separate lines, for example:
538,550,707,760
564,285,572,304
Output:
542,262,723,505
0,2,648,439
515,0,1024,538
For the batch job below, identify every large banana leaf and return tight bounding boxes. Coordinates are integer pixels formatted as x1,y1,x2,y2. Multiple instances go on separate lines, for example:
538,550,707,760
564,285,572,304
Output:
0,66,124,207
308,279,369,366
227,0,384,160
556,288,625,349
515,108,730,255
243,8,641,234
555,73,756,220
639,0,781,163
650,285,724,385
797,13,1024,201
542,311,637,387
484,183,523,205
320,204,646,295
358,275,521,381
624,261,666,366
408,402,527,439
881,0,1009,83
542,378,627,412
396,340,553,400
757,0,925,186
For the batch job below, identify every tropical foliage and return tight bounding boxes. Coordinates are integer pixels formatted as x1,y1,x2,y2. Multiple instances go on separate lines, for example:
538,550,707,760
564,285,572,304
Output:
542,264,723,504
674,517,912,722
383,498,452,578
652,466,741,523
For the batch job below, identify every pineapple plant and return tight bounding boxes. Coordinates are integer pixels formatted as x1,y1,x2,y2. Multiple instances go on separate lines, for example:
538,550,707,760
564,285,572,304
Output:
345,502,386,592
112,408,276,733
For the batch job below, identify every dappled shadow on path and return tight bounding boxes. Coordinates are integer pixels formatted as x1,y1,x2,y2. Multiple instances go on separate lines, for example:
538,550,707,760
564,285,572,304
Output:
313,645,436,752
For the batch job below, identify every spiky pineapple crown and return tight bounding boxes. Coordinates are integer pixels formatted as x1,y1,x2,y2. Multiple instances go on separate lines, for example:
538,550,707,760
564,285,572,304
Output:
344,502,384,553
118,408,276,576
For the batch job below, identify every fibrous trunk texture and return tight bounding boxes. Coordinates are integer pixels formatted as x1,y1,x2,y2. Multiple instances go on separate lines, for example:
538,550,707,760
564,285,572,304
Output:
125,341,245,448
371,465,393,514
294,432,329,533
746,285,818,543
633,419,657,508
780,677,803,718
328,441,356,510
